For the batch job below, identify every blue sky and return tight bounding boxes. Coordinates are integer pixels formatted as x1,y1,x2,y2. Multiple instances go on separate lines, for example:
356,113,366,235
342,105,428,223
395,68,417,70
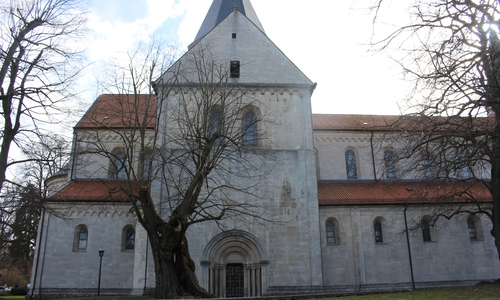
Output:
82,0,412,115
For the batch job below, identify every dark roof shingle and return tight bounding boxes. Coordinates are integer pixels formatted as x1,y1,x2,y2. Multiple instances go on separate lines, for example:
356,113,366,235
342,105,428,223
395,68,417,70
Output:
48,181,140,202
318,181,491,205
312,114,400,131
76,94,156,129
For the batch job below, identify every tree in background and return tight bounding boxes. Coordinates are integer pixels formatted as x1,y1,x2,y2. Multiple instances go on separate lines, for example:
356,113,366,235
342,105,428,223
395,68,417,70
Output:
0,0,86,192
369,0,500,259
0,133,70,285
6,184,41,273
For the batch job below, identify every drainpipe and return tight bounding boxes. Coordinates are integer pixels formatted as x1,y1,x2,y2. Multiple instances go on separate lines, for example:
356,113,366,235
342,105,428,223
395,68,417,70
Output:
143,235,149,294
403,202,416,290
370,131,377,181
70,130,77,180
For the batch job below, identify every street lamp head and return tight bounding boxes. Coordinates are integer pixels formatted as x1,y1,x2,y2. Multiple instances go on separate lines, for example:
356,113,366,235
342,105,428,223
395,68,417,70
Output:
98,247,105,257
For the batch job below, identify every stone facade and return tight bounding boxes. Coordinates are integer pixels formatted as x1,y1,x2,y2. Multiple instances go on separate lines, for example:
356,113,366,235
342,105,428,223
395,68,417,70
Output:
28,1,500,299
319,205,499,292
32,203,137,297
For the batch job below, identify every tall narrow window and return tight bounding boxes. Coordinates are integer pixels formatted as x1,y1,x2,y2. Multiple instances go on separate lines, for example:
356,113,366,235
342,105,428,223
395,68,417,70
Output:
116,152,127,180
374,221,383,243
77,227,88,250
420,152,433,179
384,150,396,179
345,150,358,179
125,227,135,250
144,152,152,180
421,219,431,242
242,112,257,146
210,111,223,145
230,61,240,78
460,151,471,179
326,221,336,244
467,217,477,240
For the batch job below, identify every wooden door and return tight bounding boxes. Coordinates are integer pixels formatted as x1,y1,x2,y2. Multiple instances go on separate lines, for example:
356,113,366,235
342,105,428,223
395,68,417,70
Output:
226,263,244,297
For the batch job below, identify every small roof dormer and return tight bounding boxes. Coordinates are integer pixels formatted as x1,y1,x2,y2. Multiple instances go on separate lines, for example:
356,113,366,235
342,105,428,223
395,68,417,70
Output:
193,0,265,43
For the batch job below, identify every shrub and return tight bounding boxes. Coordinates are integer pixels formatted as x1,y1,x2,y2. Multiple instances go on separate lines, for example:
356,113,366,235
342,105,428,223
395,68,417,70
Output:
10,287,27,295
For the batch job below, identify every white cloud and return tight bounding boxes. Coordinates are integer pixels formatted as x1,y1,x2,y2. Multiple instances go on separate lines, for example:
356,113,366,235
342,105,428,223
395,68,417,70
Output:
82,0,413,115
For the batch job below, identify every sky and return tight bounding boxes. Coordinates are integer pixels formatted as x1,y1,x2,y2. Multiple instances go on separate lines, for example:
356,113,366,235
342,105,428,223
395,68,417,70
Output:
83,0,413,116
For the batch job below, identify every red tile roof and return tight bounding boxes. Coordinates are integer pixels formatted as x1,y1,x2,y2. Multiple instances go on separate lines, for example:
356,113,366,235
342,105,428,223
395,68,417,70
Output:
50,180,491,205
312,114,494,132
74,95,492,133
76,94,156,129
48,180,140,202
318,181,491,205
312,114,401,131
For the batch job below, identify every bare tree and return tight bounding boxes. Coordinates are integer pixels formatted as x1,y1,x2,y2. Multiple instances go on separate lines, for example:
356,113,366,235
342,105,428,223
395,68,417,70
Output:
77,43,272,298
369,0,500,258
0,132,69,283
19,133,71,194
0,0,86,192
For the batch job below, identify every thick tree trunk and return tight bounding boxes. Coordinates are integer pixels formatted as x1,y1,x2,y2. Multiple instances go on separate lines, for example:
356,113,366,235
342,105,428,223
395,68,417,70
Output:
490,167,500,261
491,117,500,263
175,236,214,297
145,220,215,299
140,190,215,299
137,187,215,298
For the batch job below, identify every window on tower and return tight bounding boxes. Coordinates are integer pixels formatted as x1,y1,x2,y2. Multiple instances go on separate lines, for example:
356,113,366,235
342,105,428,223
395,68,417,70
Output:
230,61,240,78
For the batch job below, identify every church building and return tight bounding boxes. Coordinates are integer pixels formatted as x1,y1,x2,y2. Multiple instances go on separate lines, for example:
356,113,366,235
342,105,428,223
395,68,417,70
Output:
29,1,500,298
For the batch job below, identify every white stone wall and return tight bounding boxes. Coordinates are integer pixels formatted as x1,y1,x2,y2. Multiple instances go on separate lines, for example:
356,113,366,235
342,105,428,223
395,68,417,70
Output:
155,86,323,293
152,9,322,295
30,203,138,296
319,204,500,291
314,131,375,180
183,147,322,293
72,130,156,180
314,130,491,181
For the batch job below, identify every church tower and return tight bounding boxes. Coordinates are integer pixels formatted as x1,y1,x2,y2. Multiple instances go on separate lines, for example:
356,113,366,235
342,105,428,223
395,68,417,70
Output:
193,0,265,44
154,0,322,297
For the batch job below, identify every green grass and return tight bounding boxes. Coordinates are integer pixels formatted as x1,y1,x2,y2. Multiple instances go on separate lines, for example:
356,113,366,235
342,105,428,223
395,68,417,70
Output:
1,296,26,300
316,283,500,300
35,283,500,299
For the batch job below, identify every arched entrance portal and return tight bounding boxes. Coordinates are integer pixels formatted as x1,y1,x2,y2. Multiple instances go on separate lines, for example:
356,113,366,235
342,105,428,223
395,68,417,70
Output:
201,230,268,298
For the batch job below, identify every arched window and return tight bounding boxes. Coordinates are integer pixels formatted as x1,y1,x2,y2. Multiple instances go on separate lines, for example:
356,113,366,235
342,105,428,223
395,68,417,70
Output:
76,226,88,250
109,148,128,180
116,152,127,180
143,152,152,180
345,150,357,179
242,112,257,146
384,150,396,179
421,219,431,242
326,221,336,244
467,217,477,240
420,152,433,179
374,220,383,243
210,111,223,145
123,226,135,250
460,151,471,179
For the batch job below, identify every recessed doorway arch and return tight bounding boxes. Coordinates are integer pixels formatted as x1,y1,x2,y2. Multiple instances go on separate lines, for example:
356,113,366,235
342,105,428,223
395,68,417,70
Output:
201,230,268,297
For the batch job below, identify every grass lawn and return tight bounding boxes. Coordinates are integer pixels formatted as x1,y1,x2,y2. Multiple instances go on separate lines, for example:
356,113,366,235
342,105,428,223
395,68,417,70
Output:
0,296,26,300
27,283,500,299
316,283,500,300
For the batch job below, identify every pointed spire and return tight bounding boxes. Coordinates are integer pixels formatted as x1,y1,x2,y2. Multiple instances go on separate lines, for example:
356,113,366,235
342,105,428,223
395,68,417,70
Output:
194,0,265,42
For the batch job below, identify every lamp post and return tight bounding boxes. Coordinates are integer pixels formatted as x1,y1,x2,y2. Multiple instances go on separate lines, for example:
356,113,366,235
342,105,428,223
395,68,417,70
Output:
97,247,105,296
